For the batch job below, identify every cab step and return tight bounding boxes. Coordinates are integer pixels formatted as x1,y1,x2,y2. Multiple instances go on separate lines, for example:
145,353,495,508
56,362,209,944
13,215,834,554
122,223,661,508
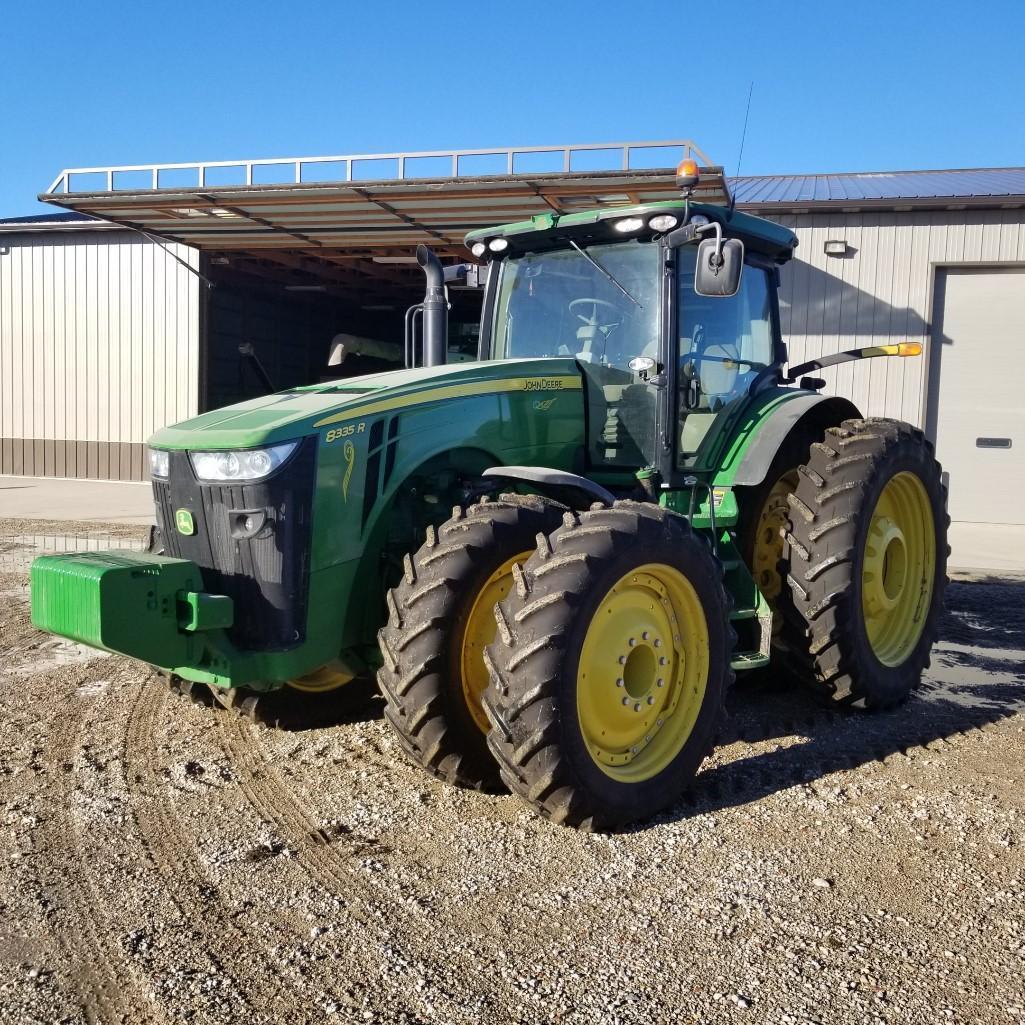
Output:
730,650,771,671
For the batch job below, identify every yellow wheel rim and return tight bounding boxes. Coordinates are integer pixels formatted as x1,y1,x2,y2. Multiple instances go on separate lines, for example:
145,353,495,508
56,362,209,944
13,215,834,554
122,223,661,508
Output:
862,471,936,667
576,564,710,783
460,552,531,733
752,469,799,606
286,662,355,694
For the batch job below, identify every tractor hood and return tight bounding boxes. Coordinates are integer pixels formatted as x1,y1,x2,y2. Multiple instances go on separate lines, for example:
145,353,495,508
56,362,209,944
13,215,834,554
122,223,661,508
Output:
149,358,584,451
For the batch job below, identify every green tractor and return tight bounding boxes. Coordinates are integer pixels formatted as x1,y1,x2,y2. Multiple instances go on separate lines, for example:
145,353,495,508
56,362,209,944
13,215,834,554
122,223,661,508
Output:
30,162,948,829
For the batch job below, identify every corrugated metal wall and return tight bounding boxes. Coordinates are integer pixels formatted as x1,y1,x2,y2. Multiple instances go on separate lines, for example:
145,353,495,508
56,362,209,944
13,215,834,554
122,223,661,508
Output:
0,230,200,480
767,210,1025,426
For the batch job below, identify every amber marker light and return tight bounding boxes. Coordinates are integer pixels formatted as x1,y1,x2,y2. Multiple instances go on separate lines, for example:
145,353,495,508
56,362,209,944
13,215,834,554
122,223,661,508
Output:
898,342,923,356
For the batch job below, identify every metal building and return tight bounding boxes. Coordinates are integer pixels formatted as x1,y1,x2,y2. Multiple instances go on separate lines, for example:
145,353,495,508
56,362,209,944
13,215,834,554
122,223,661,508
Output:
738,169,1025,529
2,145,1023,543
0,213,201,480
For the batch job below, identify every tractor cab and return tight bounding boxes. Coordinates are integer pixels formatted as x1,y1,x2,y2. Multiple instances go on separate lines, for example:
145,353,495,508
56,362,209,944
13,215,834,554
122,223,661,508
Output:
468,163,798,489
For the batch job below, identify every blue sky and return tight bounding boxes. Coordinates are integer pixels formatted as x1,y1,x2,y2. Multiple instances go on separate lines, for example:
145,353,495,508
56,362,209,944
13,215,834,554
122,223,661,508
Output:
2,0,1023,217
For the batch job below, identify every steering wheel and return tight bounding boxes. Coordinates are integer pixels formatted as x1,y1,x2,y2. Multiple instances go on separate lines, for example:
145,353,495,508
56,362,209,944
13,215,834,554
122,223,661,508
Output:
569,297,622,330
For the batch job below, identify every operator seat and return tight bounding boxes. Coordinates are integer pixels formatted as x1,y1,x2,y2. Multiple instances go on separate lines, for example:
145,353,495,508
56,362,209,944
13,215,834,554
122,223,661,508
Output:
678,337,742,456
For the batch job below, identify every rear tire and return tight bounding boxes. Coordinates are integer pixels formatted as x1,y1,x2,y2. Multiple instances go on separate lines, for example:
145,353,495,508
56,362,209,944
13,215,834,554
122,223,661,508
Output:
484,501,734,830
377,494,565,790
779,418,949,709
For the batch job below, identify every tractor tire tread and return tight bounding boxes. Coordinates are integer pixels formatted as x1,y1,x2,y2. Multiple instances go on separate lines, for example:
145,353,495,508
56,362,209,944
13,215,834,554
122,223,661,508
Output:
778,417,948,709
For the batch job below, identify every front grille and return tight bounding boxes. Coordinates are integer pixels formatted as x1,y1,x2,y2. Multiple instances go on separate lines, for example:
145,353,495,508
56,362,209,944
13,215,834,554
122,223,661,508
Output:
152,437,317,651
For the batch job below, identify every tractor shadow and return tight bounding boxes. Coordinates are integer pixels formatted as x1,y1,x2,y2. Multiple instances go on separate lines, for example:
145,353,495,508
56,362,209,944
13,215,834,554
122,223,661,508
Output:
252,676,385,731
656,575,1025,827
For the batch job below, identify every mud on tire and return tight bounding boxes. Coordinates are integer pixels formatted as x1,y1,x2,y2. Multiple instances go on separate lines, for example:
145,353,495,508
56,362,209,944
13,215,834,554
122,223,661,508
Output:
779,418,949,709
483,501,735,830
377,494,565,790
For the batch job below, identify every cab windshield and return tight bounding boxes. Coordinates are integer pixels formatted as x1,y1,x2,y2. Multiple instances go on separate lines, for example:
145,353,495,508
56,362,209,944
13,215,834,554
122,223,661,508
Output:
490,240,661,469
490,240,659,366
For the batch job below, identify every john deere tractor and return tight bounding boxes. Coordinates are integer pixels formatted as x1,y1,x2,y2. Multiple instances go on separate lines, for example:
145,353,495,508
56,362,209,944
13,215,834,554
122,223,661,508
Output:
31,162,948,830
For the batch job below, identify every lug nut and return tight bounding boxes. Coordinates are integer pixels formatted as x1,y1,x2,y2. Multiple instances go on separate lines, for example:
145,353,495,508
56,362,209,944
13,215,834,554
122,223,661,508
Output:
621,696,629,706
633,703,641,712
647,696,655,705
616,678,625,688
618,655,626,665
656,678,664,687
642,631,649,641
628,637,636,647
659,656,667,666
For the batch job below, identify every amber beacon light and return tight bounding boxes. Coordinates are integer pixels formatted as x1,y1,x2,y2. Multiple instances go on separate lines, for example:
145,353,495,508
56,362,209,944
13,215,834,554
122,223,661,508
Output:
676,158,700,191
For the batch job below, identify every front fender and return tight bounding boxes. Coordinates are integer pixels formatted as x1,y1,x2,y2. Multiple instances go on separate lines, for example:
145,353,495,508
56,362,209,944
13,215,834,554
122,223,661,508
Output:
482,465,615,508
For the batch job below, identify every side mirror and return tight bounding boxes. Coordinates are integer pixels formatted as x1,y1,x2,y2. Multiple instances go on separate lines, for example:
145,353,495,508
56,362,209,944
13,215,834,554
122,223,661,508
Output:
443,263,469,284
695,237,744,297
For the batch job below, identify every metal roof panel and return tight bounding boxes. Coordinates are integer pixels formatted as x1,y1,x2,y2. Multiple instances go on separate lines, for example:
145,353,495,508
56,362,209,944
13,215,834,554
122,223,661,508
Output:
731,167,1025,205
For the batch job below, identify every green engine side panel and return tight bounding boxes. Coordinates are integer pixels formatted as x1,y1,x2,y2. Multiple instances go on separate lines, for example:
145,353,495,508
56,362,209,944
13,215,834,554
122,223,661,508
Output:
30,552,205,667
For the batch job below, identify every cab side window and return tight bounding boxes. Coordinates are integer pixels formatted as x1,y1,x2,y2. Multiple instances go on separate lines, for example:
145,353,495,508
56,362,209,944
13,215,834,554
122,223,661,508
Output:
677,249,775,463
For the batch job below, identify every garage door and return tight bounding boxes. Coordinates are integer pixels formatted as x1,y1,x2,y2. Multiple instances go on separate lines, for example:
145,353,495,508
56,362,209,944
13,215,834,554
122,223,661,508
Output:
929,266,1025,524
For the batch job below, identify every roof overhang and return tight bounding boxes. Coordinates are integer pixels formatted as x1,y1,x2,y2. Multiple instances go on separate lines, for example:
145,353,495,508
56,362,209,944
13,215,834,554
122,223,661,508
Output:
38,168,728,259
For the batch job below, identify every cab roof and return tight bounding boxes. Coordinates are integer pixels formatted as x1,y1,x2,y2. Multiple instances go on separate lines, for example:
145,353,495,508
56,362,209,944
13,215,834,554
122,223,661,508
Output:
465,201,799,264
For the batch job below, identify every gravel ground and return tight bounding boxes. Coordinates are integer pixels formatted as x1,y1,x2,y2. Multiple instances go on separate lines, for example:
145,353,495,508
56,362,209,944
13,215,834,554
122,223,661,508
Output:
1,518,1023,1025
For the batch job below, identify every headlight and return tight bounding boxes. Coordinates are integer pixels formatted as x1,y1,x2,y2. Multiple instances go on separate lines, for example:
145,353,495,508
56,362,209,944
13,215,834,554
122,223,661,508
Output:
190,441,299,483
149,448,170,479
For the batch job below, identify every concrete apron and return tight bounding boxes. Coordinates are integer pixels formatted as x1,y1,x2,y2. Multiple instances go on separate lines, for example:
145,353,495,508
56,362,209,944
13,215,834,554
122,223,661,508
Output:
0,475,153,525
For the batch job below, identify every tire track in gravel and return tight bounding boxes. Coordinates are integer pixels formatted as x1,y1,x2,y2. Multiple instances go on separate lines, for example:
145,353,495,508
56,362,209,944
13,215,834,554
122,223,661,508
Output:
215,712,386,900
213,713,475,981
34,664,166,1025
121,677,299,1019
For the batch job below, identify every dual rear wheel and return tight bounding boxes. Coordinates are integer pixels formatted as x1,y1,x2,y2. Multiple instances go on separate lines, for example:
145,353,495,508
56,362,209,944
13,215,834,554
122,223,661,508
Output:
378,497,733,827
740,417,948,707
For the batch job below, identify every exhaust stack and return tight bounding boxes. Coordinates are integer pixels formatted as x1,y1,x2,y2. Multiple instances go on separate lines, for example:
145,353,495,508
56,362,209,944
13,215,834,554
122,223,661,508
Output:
416,244,448,367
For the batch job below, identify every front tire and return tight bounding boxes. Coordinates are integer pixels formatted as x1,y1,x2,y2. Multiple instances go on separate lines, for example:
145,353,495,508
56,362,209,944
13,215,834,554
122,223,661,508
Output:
377,494,565,790
484,502,734,830
779,418,949,708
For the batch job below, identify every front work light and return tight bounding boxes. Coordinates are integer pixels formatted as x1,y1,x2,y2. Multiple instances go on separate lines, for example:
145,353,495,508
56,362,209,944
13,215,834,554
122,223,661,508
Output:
470,241,487,258
648,214,679,232
190,441,299,483
149,448,170,479
613,217,645,233
488,238,509,253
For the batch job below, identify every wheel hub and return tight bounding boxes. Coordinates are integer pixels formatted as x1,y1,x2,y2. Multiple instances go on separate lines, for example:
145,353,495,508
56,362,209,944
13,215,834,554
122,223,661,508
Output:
577,566,709,780
752,470,799,605
863,516,908,616
861,471,936,667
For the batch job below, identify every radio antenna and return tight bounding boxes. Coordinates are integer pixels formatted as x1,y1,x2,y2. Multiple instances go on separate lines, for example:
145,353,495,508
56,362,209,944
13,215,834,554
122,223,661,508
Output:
728,81,754,218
